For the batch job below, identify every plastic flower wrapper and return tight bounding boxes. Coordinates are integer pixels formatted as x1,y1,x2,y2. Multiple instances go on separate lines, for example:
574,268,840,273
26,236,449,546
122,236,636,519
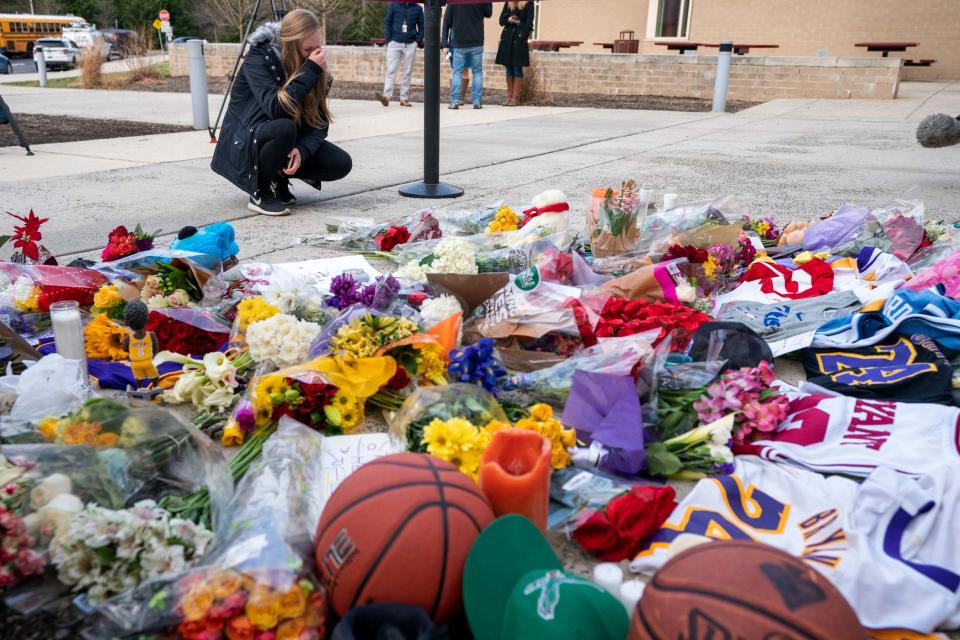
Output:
89,419,329,640
562,371,646,476
589,180,647,258
308,304,421,359
146,306,231,357
570,484,677,562
547,466,637,532
434,201,504,235
154,350,254,416
0,263,107,312
335,208,442,252
389,383,509,453
642,195,738,258
801,204,892,257
91,249,224,307
501,331,658,404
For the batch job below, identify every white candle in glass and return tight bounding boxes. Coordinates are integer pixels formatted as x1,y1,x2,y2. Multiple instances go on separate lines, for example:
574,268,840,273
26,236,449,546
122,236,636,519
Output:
592,562,624,595
50,300,87,375
619,579,646,613
663,190,679,211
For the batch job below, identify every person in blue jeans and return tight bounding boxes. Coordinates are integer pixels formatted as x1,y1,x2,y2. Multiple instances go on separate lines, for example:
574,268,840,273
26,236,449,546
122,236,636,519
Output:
441,2,492,109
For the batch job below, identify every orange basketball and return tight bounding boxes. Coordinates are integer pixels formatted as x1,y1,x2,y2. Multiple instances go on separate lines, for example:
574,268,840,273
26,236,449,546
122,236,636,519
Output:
314,453,495,623
631,541,866,640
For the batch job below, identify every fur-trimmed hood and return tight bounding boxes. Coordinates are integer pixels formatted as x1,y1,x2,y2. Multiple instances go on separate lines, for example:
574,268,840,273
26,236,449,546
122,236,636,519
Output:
248,21,281,48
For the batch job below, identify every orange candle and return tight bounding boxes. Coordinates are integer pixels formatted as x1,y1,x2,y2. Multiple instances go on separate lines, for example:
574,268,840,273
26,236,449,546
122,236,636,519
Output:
479,429,552,531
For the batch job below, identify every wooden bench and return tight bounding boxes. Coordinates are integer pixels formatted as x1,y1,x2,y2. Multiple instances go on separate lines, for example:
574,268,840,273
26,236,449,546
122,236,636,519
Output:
904,59,936,67
654,41,704,55
529,40,583,52
702,43,780,56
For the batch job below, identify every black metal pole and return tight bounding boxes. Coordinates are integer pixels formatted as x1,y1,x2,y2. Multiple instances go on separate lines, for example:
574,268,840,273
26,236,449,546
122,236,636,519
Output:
399,0,463,198
0,94,33,156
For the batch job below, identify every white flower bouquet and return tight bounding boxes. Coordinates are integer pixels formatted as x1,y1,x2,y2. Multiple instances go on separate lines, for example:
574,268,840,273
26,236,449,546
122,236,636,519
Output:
246,313,322,368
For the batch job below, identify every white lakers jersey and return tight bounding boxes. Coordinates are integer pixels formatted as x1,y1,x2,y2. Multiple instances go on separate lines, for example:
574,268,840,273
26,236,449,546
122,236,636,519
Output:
738,392,960,477
630,457,960,633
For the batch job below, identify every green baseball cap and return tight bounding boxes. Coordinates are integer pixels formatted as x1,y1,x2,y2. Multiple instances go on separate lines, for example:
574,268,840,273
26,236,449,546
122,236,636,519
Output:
463,515,629,640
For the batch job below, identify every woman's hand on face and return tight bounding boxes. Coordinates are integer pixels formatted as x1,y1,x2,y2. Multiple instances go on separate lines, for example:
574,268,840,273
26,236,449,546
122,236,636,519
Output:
308,47,328,72
284,148,302,176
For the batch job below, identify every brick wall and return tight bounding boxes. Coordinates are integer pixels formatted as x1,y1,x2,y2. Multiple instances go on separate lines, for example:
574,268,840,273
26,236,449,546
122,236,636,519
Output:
170,45,901,101
481,0,959,81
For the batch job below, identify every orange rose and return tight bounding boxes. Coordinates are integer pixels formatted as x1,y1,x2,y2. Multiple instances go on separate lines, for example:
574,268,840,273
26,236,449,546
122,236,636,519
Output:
180,584,215,621
226,615,256,640
246,588,281,630
209,570,244,599
302,591,327,628
277,584,307,619
276,618,305,640
95,432,120,448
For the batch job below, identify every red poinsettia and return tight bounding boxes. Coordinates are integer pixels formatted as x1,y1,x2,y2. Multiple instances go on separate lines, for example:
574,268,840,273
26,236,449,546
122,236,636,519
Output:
7,210,49,261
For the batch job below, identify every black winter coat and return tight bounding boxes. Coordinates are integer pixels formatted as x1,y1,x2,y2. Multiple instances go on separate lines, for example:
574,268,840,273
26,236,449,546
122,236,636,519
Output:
495,3,534,68
211,22,333,197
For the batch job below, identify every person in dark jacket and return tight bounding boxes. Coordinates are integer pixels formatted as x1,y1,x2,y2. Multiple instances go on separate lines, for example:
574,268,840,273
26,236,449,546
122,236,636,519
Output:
495,1,534,107
441,2,492,109
210,9,352,216
378,1,424,107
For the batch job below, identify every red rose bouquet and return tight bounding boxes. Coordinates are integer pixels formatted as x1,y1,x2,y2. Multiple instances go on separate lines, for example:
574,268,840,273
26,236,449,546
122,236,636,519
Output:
101,224,157,262
147,308,230,356
374,225,412,252
571,485,677,561
593,298,711,350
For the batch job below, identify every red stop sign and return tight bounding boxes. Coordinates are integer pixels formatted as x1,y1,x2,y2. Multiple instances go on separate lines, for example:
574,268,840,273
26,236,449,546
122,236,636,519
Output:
159,9,170,21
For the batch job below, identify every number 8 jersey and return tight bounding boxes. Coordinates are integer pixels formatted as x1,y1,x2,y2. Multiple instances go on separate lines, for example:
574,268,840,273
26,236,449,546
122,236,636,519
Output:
630,457,960,633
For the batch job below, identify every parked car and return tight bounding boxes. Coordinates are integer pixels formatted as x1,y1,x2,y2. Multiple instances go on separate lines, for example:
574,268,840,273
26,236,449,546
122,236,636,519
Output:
101,28,141,59
0,52,12,74
34,38,81,70
62,25,111,60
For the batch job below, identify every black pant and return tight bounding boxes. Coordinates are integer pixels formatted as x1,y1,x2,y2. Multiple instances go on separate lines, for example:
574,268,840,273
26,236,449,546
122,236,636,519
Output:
256,119,352,189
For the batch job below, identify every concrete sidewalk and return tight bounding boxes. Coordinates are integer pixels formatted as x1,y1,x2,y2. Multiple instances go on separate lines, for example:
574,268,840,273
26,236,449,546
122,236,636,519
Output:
1,81,958,262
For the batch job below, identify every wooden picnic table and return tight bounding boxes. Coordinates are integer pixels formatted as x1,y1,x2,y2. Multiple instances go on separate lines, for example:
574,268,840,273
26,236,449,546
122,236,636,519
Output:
854,42,918,57
703,43,780,55
594,42,615,51
529,40,583,52
330,38,386,47
654,41,704,55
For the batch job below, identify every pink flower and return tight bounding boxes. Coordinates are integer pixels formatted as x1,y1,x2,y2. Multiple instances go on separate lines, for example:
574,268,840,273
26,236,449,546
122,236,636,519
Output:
14,549,44,577
0,567,15,587
2,484,18,497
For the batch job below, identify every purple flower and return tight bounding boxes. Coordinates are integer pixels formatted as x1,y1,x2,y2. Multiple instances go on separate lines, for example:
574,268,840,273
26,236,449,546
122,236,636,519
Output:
235,401,256,433
371,275,401,310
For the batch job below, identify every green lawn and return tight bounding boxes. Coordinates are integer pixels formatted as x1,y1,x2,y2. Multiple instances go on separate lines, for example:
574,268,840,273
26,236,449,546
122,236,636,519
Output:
8,60,170,89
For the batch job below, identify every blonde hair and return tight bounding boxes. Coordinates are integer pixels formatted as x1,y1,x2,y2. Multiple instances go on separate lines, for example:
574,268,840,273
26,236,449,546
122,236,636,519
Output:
277,9,332,129
508,1,529,9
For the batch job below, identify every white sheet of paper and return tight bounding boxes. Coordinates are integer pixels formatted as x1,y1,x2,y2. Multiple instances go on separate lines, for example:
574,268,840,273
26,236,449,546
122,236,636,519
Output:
319,433,400,503
270,256,381,293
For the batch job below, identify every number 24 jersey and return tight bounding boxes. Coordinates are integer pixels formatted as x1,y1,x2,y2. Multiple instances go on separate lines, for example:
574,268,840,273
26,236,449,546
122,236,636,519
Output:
630,457,960,634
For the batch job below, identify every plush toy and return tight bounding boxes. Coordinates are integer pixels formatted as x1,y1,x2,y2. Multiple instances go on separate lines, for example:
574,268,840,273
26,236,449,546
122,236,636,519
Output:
916,113,960,148
170,221,240,268
521,190,569,227
123,301,159,389
778,221,810,246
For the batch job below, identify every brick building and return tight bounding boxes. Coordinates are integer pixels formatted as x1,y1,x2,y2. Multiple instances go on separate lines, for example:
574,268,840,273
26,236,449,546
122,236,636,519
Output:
481,0,959,80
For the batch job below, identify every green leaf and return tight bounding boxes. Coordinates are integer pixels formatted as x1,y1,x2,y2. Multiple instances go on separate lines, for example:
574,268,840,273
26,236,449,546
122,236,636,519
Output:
419,253,437,267
0,235,11,248
94,545,117,566
646,443,683,477
400,351,418,374
148,590,168,610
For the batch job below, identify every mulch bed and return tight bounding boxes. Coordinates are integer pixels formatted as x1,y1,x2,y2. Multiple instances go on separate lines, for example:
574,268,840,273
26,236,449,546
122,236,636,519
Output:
0,113,192,147
95,76,759,113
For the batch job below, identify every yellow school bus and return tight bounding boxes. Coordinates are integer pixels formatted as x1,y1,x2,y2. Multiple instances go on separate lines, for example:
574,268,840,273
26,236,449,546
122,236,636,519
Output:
0,13,85,55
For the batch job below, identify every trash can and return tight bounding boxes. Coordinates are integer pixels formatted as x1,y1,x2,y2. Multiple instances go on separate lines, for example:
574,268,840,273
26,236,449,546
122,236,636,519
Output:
613,30,640,54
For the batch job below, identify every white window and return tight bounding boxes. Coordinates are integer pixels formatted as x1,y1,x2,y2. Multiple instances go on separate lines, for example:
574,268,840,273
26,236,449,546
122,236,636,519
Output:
646,0,693,40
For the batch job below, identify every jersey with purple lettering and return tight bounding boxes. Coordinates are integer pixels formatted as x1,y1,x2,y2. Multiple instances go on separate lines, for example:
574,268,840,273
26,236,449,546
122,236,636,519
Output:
735,392,960,477
803,334,953,405
630,457,960,632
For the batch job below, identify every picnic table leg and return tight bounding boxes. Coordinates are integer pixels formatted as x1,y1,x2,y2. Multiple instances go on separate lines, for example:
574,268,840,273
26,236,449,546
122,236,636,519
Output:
882,50,889,57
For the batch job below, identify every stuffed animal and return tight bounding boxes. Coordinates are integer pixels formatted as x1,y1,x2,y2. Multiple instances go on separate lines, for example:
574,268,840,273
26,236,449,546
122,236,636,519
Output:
522,190,569,227
916,113,960,148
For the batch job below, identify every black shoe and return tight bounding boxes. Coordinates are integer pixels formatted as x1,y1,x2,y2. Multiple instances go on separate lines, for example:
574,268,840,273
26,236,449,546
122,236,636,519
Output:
448,103,459,110
473,103,483,110
248,191,290,216
271,178,297,206
300,177,322,192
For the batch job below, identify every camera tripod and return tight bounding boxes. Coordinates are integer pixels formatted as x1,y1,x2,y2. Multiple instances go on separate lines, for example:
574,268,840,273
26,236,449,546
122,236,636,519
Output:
209,0,289,142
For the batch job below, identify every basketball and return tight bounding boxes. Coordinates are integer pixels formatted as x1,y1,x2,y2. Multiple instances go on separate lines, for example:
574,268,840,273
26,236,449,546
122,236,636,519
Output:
630,540,866,640
314,452,495,623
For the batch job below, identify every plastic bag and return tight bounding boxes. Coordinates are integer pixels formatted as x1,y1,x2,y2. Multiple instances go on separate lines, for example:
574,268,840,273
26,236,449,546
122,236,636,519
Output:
88,418,329,640
641,196,738,257
501,331,658,404
802,204,891,257
904,247,960,299
390,383,509,451
6,354,93,424
548,466,637,532
587,186,648,258
0,263,107,313
336,208,443,252
92,249,223,307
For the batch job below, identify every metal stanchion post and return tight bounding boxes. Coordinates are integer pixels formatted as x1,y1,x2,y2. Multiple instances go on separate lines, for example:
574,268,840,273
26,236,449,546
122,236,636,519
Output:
712,40,732,113
34,47,47,88
187,40,210,130
398,0,463,199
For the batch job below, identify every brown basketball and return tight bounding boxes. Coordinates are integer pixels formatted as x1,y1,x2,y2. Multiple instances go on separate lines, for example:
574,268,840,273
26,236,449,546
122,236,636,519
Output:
314,452,495,623
630,540,866,640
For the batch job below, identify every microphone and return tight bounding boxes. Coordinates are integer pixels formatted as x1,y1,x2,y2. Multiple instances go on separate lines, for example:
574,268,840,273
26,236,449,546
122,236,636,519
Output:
916,113,960,148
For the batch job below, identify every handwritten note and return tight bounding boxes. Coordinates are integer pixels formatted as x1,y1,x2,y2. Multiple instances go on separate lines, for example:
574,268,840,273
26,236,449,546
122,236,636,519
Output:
319,433,400,503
